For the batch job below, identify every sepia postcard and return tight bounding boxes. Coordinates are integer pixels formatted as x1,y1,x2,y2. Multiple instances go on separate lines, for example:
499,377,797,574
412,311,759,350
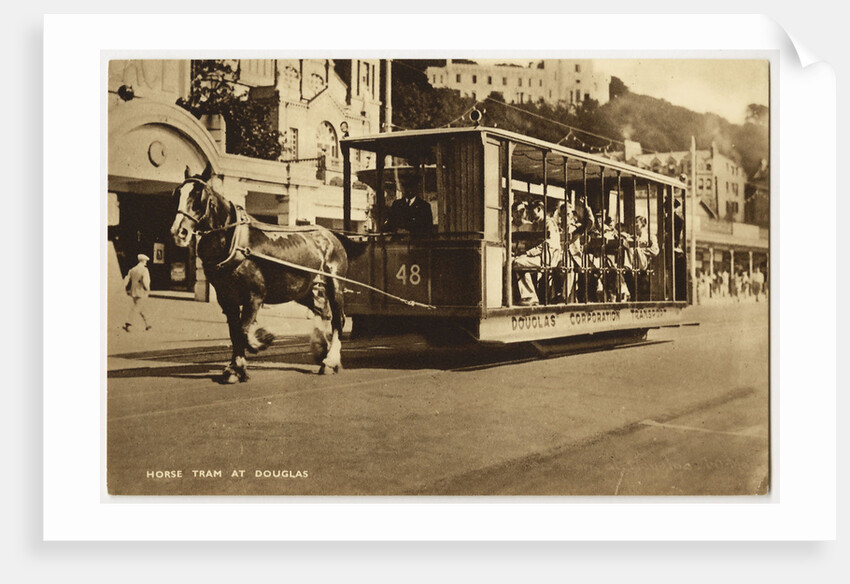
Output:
41,13,836,542
105,55,771,498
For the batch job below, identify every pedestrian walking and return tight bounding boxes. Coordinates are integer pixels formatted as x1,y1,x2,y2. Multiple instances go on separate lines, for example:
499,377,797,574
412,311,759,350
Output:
751,267,765,302
123,254,152,331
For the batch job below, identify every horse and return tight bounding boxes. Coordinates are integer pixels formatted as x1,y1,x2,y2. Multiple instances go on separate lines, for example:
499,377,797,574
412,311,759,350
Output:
170,163,362,383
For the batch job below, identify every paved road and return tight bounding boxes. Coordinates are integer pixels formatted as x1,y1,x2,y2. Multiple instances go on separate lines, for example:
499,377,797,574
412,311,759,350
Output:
106,301,769,497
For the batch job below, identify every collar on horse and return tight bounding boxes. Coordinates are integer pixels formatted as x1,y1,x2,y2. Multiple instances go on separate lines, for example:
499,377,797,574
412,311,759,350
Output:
203,205,254,273
177,178,253,273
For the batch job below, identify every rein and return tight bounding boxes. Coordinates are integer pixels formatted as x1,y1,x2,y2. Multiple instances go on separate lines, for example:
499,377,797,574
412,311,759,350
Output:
239,248,436,310
177,178,435,310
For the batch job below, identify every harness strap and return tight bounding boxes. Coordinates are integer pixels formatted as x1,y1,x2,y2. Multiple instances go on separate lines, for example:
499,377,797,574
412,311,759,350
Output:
239,247,436,310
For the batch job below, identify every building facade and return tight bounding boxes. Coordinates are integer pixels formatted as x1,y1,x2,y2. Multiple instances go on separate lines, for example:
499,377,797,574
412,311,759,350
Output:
108,58,383,301
424,59,610,106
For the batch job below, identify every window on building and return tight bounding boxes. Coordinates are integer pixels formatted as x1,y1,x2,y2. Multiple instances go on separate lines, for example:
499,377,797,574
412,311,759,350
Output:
456,74,461,82
472,75,477,83
539,79,543,87
283,127,299,160
575,64,581,72
584,93,589,101
576,78,581,84
503,77,507,85
317,121,338,161
726,181,729,192
518,78,522,86
698,178,704,190
282,65,300,89
549,90,552,98
488,76,492,84
308,73,325,97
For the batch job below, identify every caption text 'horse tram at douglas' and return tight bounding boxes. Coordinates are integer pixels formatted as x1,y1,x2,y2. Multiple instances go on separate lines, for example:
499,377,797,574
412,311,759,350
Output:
340,124,691,344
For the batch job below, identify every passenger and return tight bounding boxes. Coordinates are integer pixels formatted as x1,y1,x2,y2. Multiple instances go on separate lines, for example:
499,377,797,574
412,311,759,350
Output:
512,200,561,306
382,170,434,236
596,217,628,301
511,200,534,256
511,200,533,232
555,198,594,302
621,215,659,301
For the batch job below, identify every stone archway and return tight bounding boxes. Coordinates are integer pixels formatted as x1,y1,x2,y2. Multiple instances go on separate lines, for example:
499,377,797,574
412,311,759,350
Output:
108,100,222,301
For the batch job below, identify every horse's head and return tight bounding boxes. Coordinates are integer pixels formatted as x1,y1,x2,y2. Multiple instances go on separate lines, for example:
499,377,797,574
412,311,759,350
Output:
171,163,216,247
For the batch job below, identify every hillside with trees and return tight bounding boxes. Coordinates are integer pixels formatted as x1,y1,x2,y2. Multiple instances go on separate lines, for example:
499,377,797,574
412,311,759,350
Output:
392,61,768,179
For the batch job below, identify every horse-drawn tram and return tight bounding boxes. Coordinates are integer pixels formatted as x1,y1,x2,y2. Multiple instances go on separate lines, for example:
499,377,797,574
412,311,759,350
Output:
340,125,690,345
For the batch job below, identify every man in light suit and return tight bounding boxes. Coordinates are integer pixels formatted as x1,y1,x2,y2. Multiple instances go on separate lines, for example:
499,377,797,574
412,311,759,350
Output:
123,254,152,332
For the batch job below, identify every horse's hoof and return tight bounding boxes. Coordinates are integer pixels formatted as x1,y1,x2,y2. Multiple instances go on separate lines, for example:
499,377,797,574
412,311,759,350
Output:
319,363,340,375
255,327,275,350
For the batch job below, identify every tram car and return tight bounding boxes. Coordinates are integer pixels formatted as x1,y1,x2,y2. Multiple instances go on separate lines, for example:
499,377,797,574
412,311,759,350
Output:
339,125,690,344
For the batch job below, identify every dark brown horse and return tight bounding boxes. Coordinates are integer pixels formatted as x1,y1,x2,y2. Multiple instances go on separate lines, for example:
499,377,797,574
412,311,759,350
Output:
170,163,359,383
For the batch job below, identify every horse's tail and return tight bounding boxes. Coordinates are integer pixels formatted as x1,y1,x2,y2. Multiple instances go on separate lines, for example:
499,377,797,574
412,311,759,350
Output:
331,231,370,262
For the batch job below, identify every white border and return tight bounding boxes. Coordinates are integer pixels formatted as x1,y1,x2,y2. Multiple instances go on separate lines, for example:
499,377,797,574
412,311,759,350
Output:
43,13,835,541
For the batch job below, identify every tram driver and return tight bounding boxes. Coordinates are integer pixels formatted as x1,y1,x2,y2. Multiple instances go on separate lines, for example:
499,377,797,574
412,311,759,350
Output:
382,168,434,236
512,200,562,306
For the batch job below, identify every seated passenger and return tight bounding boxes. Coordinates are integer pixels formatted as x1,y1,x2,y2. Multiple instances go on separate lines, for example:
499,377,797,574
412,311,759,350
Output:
512,201,561,306
511,200,533,232
620,215,659,300
511,200,534,255
382,171,434,236
553,198,594,302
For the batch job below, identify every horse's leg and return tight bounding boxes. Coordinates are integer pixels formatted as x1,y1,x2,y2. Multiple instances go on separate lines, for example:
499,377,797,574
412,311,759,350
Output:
243,293,274,354
319,278,344,375
221,303,248,384
309,278,333,368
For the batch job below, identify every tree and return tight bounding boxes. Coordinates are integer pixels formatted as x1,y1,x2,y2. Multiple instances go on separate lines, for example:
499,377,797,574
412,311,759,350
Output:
609,76,629,100
177,60,283,161
745,104,769,126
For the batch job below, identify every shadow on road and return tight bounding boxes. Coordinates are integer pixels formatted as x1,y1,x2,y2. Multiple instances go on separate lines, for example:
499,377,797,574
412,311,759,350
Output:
108,332,671,381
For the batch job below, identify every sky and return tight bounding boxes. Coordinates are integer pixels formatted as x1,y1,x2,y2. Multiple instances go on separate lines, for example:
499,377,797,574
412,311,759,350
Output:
491,59,770,125
592,59,770,124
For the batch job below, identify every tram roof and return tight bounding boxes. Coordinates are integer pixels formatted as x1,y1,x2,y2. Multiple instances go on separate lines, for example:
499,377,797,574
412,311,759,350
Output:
342,126,687,189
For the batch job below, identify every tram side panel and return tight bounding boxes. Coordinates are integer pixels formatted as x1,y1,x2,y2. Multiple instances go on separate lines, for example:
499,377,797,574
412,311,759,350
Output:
343,238,484,318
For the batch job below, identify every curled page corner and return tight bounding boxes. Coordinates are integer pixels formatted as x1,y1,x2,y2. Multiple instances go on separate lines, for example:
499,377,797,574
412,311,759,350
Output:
786,32,823,68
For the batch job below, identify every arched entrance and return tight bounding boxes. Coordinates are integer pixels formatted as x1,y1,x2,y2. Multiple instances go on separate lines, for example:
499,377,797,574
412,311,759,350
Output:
108,100,222,298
